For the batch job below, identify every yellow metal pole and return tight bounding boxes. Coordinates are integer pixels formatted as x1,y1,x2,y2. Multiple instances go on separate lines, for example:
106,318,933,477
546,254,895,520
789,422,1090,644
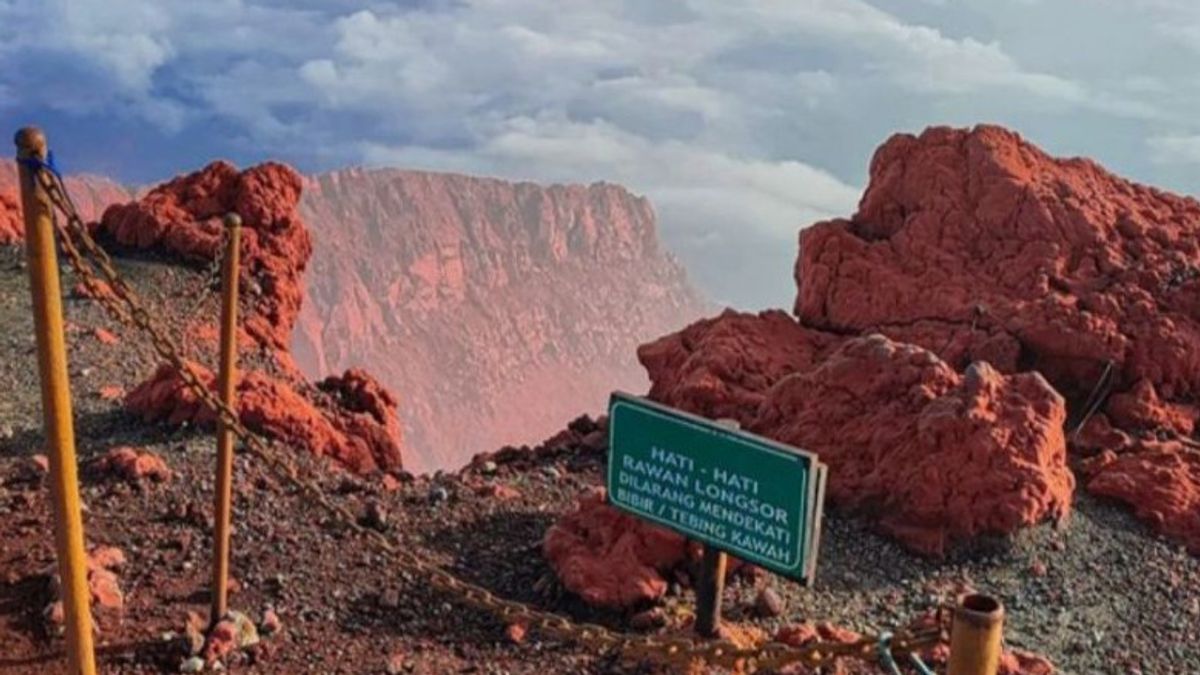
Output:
210,213,242,625
948,593,1004,675
15,127,97,675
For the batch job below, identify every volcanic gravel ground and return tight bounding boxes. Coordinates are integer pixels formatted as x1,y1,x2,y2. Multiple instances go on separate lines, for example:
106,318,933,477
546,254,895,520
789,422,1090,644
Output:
1,245,1199,674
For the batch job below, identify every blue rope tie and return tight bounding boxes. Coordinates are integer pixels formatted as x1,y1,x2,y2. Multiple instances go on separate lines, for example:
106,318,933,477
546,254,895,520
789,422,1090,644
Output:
877,631,936,675
18,150,62,180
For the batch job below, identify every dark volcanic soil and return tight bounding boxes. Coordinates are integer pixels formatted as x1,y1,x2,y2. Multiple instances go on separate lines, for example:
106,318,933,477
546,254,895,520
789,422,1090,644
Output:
1,244,1199,674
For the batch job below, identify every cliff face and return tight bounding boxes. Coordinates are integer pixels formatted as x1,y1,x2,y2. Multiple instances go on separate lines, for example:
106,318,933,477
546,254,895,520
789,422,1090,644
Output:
295,168,708,472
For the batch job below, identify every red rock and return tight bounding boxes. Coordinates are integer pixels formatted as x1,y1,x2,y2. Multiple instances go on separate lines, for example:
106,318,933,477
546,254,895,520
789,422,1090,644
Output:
203,619,238,662
92,327,119,345
385,652,407,675
72,279,116,301
46,546,126,629
260,608,282,635
639,309,839,424
628,607,666,631
1106,379,1197,436
0,160,131,245
752,335,1073,556
504,621,527,644
125,361,402,473
92,446,172,483
98,385,124,401
295,168,707,472
100,161,309,354
637,319,1073,555
1,181,20,246
774,621,861,648
1080,437,1200,553
791,124,1200,551
87,546,126,571
542,489,687,608
477,483,521,500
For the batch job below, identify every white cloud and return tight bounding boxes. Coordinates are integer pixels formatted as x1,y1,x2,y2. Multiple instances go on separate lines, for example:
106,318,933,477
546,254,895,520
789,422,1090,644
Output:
3,0,1200,306
1148,135,1200,164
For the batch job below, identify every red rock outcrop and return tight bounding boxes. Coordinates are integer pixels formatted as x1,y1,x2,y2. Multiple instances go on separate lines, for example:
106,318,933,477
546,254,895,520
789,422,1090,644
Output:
294,168,707,472
101,161,309,353
636,322,1073,556
99,161,405,472
126,361,402,474
753,335,1072,556
0,159,131,245
792,125,1200,551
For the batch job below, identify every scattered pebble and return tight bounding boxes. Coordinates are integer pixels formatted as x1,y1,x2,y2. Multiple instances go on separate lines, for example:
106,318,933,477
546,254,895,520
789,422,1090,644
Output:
754,587,785,618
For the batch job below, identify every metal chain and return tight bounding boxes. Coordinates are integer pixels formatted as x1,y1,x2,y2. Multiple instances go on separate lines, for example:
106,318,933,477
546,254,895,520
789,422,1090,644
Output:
183,224,229,320
32,165,947,672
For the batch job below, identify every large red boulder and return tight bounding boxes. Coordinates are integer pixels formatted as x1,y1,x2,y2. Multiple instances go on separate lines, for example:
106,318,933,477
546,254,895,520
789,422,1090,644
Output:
795,124,1200,552
542,489,687,608
125,361,403,473
753,334,1072,556
100,161,309,352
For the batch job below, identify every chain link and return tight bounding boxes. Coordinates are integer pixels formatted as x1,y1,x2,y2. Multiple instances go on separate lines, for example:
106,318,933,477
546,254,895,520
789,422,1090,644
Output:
183,224,229,321
31,165,947,672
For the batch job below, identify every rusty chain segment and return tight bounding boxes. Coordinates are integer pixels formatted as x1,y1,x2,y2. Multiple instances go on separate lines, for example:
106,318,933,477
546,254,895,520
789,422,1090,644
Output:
32,165,947,672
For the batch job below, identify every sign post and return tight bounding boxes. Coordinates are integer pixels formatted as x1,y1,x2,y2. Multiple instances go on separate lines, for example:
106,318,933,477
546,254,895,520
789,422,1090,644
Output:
606,392,826,634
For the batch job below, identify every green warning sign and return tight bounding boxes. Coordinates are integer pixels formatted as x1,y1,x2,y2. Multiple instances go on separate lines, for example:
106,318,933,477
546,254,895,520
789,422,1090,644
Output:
606,392,826,583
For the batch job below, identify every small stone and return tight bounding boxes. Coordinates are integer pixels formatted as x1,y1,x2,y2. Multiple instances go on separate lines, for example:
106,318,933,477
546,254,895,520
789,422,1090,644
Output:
360,501,388,531
477,483,521,500
504,621,528,644
629,608,666,631
541,466,562,480
379,588,401,609
581,430,607,451
30,454,49,476
180,656,205,673
481,460,498,475
1030,559,1048,577
385,652,406,675
754,587,785,618
429,486,449,503
260,608,282,635
93,327,120,345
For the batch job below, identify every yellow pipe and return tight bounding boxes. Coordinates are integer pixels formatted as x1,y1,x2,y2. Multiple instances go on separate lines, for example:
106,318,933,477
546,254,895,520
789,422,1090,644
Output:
210,213,242,624
948,593,1004,675
15,127,97,675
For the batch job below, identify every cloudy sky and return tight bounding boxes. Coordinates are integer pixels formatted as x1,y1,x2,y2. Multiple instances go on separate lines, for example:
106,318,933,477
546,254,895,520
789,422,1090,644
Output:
2,0,1199,308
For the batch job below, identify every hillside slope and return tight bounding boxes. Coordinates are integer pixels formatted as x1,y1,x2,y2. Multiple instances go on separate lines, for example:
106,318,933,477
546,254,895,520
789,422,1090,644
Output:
295,168,708,471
